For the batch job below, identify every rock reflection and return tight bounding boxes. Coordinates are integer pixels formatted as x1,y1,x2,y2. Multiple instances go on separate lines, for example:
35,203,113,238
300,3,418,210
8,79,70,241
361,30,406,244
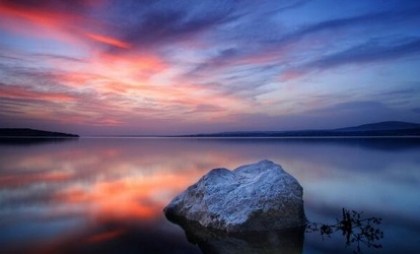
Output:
173,219,304,254
168,208,383,254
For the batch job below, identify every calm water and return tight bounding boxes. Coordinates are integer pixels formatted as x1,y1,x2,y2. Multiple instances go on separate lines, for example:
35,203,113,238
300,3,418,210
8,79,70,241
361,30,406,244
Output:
0,137,419,253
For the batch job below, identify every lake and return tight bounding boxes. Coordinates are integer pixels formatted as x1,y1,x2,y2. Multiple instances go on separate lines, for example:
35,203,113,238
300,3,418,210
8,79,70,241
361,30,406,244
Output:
0,137,419,253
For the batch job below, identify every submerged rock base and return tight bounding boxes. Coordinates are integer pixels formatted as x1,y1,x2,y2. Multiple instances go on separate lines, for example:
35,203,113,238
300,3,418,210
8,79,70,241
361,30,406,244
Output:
164,160,306,232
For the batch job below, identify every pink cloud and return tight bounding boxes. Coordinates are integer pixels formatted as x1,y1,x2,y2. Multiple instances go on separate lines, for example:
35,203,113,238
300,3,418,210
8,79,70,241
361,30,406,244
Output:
0,2,258,133
0,1,130,50
279,70,306,82
0,84,76,101
85,32,132,49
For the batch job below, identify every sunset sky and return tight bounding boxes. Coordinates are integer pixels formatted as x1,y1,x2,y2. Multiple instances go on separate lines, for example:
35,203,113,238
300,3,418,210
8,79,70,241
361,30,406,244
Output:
0,0,419,135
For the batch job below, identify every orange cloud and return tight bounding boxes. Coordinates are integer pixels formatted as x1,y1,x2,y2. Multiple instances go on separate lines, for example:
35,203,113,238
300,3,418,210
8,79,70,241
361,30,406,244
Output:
0,3,82,29
94,52,167,75
85,32,131,49
0,2,86,45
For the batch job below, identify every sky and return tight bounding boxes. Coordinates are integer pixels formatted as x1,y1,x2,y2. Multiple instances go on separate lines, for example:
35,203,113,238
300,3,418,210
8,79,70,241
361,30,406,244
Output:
0,0,419,135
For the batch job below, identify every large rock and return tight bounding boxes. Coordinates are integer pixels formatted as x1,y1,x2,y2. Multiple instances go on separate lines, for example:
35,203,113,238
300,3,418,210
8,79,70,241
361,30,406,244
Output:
164,160,306,232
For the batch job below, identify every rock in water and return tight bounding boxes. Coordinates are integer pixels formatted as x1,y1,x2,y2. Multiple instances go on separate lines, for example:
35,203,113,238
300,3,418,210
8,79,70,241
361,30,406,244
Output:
164,160,306,232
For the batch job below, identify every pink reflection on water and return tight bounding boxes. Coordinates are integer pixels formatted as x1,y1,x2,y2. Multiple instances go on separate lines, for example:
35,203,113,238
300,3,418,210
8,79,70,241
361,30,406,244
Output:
0,172,72,186
84,228,126,244
0,139,239,253
53,173,198,221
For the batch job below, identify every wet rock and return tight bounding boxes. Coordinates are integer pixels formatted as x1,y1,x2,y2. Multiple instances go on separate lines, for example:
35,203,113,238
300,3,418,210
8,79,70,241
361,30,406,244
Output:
164,160,306,232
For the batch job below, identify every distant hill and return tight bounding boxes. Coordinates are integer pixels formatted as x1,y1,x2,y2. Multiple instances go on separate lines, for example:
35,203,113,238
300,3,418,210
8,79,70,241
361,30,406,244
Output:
335,121,420,132
0,128,79,138
181,121,420,137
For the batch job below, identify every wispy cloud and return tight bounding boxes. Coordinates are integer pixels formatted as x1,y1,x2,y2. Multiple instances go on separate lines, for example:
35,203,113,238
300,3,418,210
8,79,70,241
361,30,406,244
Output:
0,0,419,134
312,38,420,68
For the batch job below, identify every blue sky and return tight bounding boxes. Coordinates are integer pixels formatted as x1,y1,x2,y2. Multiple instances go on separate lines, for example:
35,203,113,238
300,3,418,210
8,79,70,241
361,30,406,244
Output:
0,0,419,135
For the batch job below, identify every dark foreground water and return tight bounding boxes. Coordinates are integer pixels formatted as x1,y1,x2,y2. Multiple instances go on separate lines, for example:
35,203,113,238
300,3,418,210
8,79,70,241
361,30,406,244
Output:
0,137,419,253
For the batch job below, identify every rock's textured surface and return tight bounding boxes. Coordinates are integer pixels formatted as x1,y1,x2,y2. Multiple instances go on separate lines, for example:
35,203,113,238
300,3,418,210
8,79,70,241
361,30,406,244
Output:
164,160,306,232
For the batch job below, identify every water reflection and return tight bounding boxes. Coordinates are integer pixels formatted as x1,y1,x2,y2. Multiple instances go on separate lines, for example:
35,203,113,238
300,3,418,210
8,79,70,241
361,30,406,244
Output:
307,208,383,254
0,137,419,253
179,223,304,254
28,220,200,254
0,137,78,146
166,207,382,254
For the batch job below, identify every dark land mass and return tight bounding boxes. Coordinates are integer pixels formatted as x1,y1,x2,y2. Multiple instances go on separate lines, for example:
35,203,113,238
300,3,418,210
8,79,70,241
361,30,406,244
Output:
0,129,79,145
179,121,420,138
0,128,79,137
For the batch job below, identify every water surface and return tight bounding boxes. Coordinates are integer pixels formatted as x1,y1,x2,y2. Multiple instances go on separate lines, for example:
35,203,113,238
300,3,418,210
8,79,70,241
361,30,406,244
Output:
0,137,419,253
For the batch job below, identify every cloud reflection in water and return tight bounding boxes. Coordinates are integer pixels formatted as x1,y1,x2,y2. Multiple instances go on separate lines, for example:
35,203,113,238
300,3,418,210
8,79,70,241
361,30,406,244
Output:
0,137,419,253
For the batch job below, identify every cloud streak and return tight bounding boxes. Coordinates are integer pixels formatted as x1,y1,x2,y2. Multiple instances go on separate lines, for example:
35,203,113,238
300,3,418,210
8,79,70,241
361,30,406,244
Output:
311,38,420,68
280,37,420,80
